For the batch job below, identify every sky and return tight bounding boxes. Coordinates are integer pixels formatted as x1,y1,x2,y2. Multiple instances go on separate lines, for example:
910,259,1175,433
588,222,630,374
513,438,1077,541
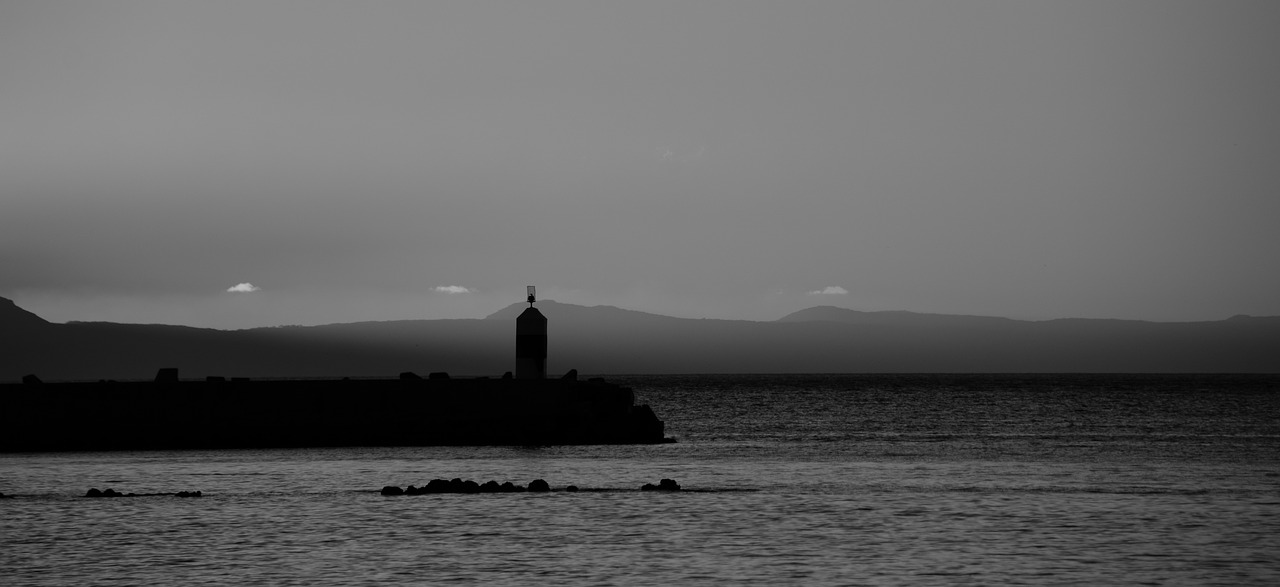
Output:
2,0,1278,329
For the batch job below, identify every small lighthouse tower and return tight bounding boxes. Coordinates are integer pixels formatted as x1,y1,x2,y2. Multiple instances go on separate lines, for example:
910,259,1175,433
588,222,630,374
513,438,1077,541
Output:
516,286,547,379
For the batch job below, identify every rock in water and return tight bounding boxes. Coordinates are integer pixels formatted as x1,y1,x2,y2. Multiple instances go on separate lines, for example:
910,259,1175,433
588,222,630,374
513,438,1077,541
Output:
641,478,681,491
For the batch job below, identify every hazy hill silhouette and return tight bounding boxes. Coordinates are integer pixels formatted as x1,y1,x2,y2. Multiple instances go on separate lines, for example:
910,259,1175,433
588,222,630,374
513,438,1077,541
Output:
778,305,1021,328
1,296,50,331
2,296,1278,381
485,300,685,325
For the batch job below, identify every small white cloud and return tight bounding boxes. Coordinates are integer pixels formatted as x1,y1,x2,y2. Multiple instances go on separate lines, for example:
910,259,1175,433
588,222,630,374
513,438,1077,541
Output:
227,282,261,293
434,285,472,294
808,286,849,296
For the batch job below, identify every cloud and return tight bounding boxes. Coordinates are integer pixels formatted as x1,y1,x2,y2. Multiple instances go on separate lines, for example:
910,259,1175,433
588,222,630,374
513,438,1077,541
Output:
434,285,472,294
226,282,261,293
808,286,849,296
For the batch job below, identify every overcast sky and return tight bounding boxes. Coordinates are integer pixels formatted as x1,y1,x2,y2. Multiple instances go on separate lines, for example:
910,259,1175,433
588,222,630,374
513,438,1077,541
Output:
3,1,1278,328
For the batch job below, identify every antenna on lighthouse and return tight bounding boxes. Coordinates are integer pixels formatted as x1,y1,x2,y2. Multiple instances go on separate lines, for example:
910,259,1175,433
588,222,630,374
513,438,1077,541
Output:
527,285,536,307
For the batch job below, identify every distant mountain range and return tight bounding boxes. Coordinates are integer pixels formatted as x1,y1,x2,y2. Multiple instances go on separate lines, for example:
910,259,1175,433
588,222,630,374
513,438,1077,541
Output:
3,296,1278,381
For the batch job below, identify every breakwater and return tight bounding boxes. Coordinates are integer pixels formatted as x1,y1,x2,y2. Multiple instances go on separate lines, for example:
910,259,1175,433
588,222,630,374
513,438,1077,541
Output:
0,373,668,451
379,478,682,495
84,488,203,498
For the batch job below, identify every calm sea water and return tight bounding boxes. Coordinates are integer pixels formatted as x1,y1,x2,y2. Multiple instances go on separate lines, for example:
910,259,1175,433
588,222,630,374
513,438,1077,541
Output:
2,374,1278,585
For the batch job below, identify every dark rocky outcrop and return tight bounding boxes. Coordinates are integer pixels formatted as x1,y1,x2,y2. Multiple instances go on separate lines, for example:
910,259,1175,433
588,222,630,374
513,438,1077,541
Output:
85,487,202,498
86,488,124,497
382,478,577,495
641,478,681,491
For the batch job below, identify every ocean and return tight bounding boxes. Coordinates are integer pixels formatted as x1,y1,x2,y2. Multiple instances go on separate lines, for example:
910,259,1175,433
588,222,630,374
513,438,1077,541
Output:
2,374,1278,585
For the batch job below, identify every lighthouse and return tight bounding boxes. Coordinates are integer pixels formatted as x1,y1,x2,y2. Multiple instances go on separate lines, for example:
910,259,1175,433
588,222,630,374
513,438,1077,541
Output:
516,286,547,379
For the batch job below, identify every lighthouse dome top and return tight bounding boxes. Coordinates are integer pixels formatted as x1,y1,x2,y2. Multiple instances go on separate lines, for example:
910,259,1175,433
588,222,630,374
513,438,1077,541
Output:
517,306,547,326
